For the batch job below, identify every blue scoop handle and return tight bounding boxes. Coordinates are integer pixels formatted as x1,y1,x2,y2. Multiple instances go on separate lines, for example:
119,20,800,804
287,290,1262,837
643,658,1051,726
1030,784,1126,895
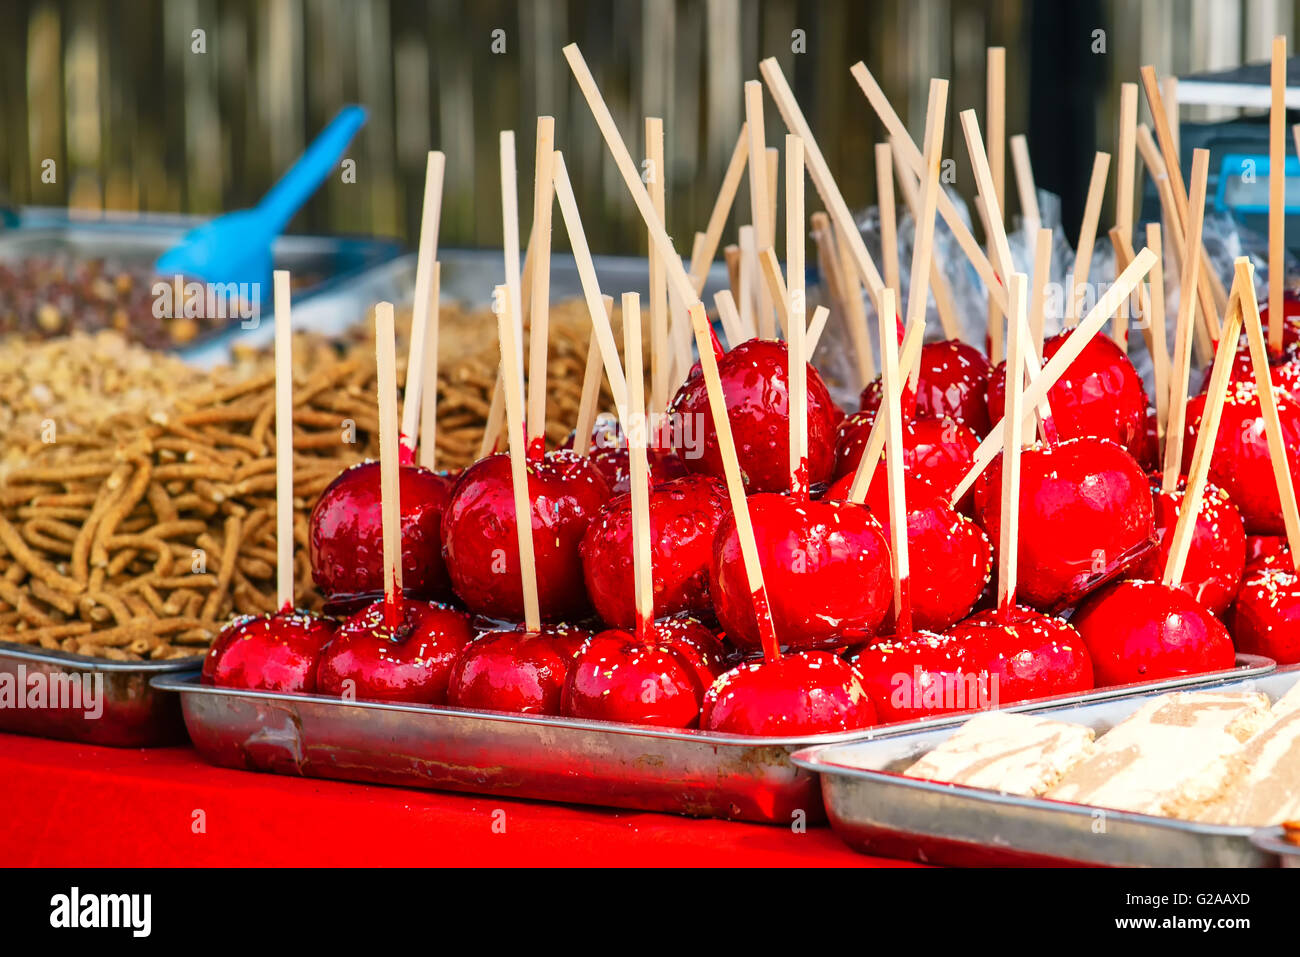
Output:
258,105,368,231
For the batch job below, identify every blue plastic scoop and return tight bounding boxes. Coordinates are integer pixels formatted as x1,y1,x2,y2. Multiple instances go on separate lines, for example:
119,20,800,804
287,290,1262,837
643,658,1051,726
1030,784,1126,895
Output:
156,105,368,291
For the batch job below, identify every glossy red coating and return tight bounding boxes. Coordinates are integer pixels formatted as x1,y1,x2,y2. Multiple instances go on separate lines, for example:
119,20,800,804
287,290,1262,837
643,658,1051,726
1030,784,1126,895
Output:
1134,480,1245,616
849,631,995,723
1071,579,1236,685
709,493,892,652
1182,381,1300,536
831,411,980,509
975,437,1156,610
1245,534,1290,572
440,450,611,621
579,475,728,628
560,627,710,728
316,599,474,704
700,651,879,736
308,461,454,613
988,332,1149,458
943,606,1094,703
1231,564,1300,664
445,623,591,715
201,609,336,693
859,339,993,435
668,338,839,493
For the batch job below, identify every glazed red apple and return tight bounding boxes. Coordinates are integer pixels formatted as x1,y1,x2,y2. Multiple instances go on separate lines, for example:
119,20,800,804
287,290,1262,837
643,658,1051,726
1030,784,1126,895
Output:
1231,565,1300,664
1133,481,1246,616
441,450,611,621
700,652,879,735
1182,381,1300,535
587,445,691,495
316,599,473,704
1201,295,1300,398
201,608,336,693
709,493,892,652
975,437,1156,610
668,338,840,493
1246,534,1290,572
944,606,1094,704
832,411,980,509
849,631,995,723
446,623,591,715
560,627,713,728
860,339,992,435
988,332,1149,459
579,475,728,628
1071,579,1236,685
309,461,454,613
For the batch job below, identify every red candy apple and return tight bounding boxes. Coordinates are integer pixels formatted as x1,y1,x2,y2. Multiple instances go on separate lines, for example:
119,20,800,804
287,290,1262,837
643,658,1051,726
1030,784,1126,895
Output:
832,411,980,508
944,606,1094,703
445,623,591,715
1246,534,1290,572
709,493,892,652
1231,565,1300,664
700,651,879,735
1134,480,1246,616
579,475,728,628
441,450,611,621
859,338,992,434
202,608,336,693
1071,579,1236,685
849,631,995,723
316,599,473,704
668,339,839,493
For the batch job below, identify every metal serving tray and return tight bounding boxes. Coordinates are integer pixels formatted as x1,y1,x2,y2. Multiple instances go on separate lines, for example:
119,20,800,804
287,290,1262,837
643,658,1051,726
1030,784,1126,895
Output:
0,642,198,747
151,655,1274,823
794,666,1300,867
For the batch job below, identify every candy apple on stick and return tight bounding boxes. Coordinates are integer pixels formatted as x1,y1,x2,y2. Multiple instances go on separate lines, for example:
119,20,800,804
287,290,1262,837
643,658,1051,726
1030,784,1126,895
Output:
204,271,335,692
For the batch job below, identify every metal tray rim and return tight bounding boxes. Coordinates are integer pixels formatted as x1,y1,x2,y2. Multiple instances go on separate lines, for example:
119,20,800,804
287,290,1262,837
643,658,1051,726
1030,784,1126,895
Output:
0,640,204,674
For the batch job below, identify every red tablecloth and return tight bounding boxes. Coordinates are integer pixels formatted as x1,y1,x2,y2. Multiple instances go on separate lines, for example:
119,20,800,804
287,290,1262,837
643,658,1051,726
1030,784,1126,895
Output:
0,732,916,867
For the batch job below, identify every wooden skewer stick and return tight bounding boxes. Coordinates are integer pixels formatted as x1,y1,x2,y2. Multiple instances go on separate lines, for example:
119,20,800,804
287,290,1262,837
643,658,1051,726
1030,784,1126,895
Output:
805,305,832,355
739,225,763,335
850,61,1008,315
974,194,1003,364
622,291,655,640
374,301,404,629
1147,154,1212,364
573,295,616,457
400,151,446,458
901,79,949,396
272,270,295,611
875,143,900,295
810,213,849,317
997,274,1030,619
478,370,505,459
1161,149,1212,494
787,134,808,496
552,151,630,414
877,285,912,637
890,138,962,342
1009,134,1040,233
1066,151,1110,326
494,284,541,633
1164,274,1244,587
745,81,777,337
500,132,526,392
950,248,1159,508
1114,82,1138,351
724,244,742,302
688,123,750,293
811,211,875,380
526,118,557,448
1138,124,1184,293
758,247,792,335
646,117,671,412
1238,259,1300,570
713,289,747,350
766,147,780,247
1110,226,1168,443
1029,228,1051,355
1146,224,1169,445
686,301,781,660
846,321,926,505
987,47,1006,219
1270,35,1287,358
418,262,442,470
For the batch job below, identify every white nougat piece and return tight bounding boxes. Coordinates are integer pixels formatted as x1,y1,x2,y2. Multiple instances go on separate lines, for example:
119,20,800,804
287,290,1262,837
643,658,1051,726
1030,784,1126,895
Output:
903,711,1096,797
1199,709,1300,826
1270,679,1300,720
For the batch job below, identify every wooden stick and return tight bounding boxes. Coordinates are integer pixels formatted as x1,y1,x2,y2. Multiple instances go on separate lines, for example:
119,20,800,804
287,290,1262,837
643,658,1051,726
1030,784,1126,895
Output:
787,134,808,496
890,139,962,342
875,143,900,294
272,270,294,610
400,151,446,457
494,284,541,633
724,244,742,305
1148,158,1212,363
811,211,875,374
849,61,1008,315
975,194,1004,363
950,248,1159,508
526,118,556,447
805,305,832,354
758,247,792,335
622,292,655,638
478,370,505,459
1009,134,1040,232
685,301,781,660
1114,83,1138,350
646,116,670,412
688,123,750,293
713,289,746,350
1067,151,1110,326
1162,75,1180,160
847,321,926,504
1029,228,1051,354
766,147,780,245
1111,226,1167,438
997,274,1029,618
1164,276,1244,587
987,47,1006,219
418,262,442,470
374,301,403,628
877,285,911,637
552,151,630,413
739,225,764,336
1146,224,1169,446
1238,259,1300,569
573,295,616,457
745,81,777,334
1271,35,1287,357
500,132,526,391
1162,149,1212,494
901,78,949,393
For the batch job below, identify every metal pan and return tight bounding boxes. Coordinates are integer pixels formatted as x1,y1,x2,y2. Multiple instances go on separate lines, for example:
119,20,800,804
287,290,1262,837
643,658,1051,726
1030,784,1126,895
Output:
1251,828,1300,868
0,643,198,747
152,655,1274,823
794,667,1300,867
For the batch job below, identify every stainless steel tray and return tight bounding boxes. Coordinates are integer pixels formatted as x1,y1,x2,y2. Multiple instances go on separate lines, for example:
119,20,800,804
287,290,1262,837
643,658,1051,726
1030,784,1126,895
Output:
1251,828,1300,868
0,642,199,747
794,666,1300,867
151,655,1274,823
